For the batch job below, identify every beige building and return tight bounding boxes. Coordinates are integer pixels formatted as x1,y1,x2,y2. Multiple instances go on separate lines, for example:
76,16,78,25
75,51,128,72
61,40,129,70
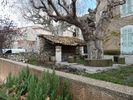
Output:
97,0,133,54
12,26,52,52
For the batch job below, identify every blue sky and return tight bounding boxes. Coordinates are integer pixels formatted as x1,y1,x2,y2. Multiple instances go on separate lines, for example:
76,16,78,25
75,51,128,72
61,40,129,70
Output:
77,0,96,16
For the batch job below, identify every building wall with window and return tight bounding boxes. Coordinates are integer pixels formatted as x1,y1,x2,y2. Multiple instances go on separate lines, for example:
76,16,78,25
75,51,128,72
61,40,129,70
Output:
12,26,52,52
96,0,133,54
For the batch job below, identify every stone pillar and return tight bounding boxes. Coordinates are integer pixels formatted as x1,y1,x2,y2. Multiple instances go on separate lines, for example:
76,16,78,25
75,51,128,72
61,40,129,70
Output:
80,46,84,55
39,37,45,53
56,46,62,62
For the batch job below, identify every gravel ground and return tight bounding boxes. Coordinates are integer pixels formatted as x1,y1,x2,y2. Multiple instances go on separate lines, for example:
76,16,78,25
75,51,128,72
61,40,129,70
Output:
56,62,128,74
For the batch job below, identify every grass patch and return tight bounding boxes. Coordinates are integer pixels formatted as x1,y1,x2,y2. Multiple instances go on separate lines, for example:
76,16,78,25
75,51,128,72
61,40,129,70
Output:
27,55,39,65
27,57,39,65
81,65,133,87
77,58,85,65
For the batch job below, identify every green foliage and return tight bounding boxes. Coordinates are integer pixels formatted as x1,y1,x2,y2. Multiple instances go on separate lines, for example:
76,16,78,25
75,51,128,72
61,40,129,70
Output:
0,92,8,100
59,80,72,100
77,58,86,65
0,68,72,100
104,50,120,55
83,65,133,87
5,73,17,88
27,55,39,65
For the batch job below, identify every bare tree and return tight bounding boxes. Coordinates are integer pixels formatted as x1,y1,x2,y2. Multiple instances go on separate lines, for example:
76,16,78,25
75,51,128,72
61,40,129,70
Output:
28,0,126,59
0,16,18,49
16,0,72,36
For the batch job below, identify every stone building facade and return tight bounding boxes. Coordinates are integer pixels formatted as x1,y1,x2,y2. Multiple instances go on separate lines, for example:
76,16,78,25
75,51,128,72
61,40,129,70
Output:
38,35,85,62
96,0,133,54
12,26,52,53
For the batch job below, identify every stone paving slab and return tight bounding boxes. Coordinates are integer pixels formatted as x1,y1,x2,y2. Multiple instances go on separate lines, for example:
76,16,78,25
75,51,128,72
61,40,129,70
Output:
124,55,133,64
57,62,129,74
104,55,133,65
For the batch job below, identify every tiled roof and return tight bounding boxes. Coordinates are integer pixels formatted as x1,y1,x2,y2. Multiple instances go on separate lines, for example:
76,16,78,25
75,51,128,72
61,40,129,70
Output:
39,35,85,46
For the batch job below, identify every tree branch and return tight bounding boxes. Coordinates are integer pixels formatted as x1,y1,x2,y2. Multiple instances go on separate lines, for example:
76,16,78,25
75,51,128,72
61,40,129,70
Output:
71,0,77,18
30,0,44,9
58,0,70,15
112,0,126,7
40,0,48,12
94,0,101,13
48,0,61,16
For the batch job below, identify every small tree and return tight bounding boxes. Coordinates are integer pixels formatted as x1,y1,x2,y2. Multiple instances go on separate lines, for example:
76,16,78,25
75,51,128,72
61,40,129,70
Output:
29,0,126,59
0,16,18,49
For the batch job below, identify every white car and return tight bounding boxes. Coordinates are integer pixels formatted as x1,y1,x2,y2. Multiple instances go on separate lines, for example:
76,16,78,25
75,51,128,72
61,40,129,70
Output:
2,49,25,54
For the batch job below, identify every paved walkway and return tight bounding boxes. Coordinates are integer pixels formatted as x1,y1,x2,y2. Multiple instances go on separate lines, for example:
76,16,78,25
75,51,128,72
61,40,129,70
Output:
104,55,133,65
125,55,133,64
57,62,128,74
57,55,133,74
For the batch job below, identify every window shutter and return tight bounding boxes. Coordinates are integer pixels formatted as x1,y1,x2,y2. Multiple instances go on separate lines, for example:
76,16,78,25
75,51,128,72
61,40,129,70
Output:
127,0,132,14
129,26,133,49
131,0,133,13
121,3,127,16
121,0,133,16
121,26,133,54
121,28,125,54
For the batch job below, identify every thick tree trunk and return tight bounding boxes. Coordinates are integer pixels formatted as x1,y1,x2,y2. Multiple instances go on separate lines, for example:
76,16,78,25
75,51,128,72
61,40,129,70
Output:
86,41,96,59
86,40,103,59
82,28,104,60
94,28,104,59
94,39,103,59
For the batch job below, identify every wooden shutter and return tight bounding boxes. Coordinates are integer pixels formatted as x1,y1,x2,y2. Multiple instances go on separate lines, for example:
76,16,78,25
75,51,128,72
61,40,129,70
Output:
127,0,132,14
121,26,133,54
121,2,127,16
121,0,133,16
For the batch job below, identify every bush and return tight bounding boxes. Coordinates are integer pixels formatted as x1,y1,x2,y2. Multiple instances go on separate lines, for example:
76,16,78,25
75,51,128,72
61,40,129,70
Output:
0,68,73,100
104,50,120,55
27,54,39,65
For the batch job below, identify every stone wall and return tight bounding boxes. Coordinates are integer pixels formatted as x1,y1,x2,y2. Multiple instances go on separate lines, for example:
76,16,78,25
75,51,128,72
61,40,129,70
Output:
96,0,133,51
39,36,46,53
39,37,55,56
0,58,133,100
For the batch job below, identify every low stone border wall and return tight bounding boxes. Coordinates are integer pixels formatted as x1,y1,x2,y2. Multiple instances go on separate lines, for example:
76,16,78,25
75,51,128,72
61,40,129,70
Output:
0,58,133,100
114,56,125,64
85,59,113,67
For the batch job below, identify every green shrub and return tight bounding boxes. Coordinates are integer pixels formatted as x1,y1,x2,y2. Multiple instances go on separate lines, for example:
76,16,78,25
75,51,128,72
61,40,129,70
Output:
27,55,39,65
0,68,72,100
76,58,85,65
104,50,120,55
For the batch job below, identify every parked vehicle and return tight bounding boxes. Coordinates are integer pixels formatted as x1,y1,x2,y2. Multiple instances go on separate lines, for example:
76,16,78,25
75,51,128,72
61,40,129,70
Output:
1,49,26,54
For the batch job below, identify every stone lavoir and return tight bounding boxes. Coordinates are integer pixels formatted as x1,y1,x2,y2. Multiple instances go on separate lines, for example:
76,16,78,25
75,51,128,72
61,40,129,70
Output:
38,35,85,62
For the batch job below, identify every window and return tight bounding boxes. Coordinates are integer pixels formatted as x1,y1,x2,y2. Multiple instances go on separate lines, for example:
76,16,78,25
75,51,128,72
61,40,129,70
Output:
121,0,133,17
121,25,133,54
